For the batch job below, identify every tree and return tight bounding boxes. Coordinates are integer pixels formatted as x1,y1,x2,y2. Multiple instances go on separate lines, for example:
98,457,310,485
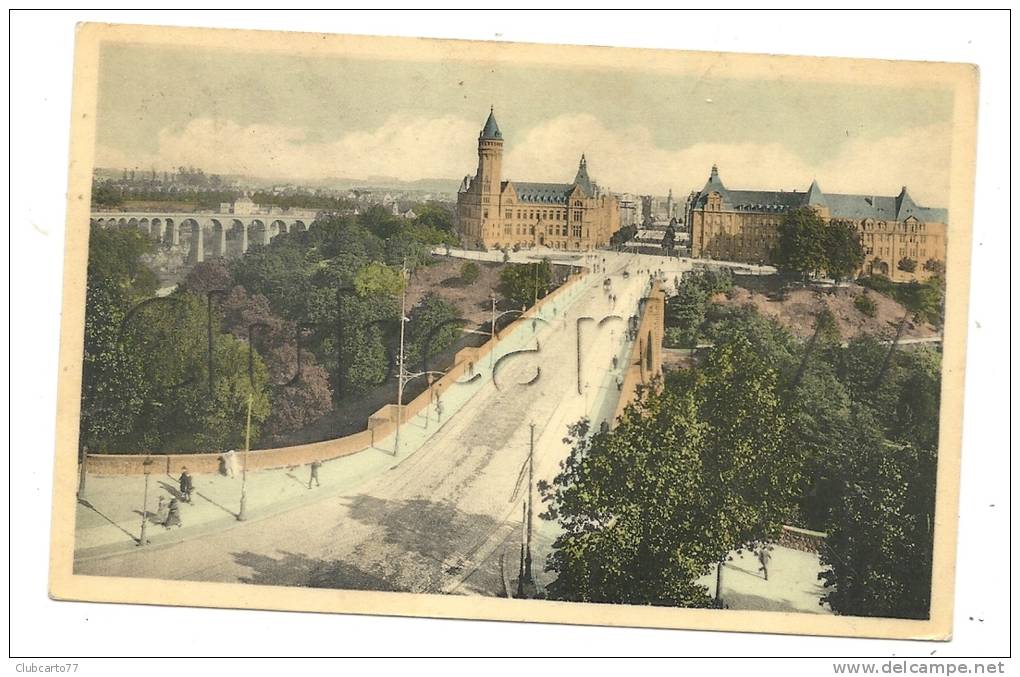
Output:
541,330,803,606
86,224,158,299
358,205,403,240
179,259,233,297
664,270,735,347
923,258,946,276
854,292,877,318
460,261,480,284
610,224,637,247
775,207,828,279
412,201,454,233
108,291,271,452
404,293,464,372
898,257,918,273
541,393,718,606
91,181,123,208
824,221,865,282
818,405,936,619
354,261,405,298
79,225,160,453
499,259,552,308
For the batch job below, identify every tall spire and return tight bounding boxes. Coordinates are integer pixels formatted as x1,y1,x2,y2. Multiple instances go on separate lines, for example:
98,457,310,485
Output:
479,107,502,140
806,178,827,207
574,154,593,195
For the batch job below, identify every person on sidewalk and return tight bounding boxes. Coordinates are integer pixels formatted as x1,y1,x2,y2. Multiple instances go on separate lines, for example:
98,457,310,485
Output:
154,496,169,524
220,449,238,478
757,545,773,581
308,460,322,489
163,498,182,529
178,468,194,503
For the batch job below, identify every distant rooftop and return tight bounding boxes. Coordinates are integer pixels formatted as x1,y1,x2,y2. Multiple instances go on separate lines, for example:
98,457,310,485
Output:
693,166,946,222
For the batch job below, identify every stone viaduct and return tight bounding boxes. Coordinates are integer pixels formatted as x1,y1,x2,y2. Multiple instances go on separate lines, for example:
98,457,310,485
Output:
89,211,315,263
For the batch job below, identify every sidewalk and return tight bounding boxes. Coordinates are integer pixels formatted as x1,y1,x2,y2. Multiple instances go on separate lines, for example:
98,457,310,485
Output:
74,266,606,561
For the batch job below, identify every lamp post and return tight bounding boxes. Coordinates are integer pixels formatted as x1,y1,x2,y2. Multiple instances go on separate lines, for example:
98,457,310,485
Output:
237,393,252,521
137,455,154,546
394,260,409,457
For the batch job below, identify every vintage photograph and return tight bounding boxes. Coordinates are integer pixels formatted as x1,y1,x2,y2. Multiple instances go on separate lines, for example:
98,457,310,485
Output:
50,22,977,638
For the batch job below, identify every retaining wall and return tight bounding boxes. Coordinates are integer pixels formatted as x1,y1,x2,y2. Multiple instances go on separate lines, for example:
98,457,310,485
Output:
612,281,666,423
778,524,827,553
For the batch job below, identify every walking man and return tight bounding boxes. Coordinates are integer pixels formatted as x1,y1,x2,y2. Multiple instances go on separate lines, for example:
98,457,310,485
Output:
308,460,322,489
178,467,194,504
757,545,773,581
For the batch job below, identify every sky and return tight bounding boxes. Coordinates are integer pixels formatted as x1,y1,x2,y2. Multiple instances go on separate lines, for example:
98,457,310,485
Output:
94,42,955,205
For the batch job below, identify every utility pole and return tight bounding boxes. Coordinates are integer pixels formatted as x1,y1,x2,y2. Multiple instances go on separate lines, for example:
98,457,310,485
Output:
237,393,252,521
523,422,535,587
394,259,408,457
137,455,153,546
490,292,497,368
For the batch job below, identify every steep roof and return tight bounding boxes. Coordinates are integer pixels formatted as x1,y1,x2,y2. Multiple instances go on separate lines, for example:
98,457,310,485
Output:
806,179,828,208
479,107,502,140
573,154,594,196
511,181,573,205
692,165,946,222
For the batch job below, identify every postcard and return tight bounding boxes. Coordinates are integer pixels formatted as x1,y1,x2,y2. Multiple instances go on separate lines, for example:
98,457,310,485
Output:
50,22,978,639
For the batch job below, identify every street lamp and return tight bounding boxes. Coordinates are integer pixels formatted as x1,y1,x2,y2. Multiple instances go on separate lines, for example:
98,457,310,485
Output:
394,259,409,456
137,455,154,546
237,393,253,521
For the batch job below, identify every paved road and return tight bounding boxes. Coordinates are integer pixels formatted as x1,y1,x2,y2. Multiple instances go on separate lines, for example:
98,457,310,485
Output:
77,250,676,596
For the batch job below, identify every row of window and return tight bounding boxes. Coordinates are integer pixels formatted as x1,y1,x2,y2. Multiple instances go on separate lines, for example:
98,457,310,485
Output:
502,224,587,238
867,247,929,258
500,208,586,222
859,221,928,232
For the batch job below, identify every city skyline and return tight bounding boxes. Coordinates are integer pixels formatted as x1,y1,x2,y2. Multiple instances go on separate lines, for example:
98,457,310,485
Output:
94,42,954,205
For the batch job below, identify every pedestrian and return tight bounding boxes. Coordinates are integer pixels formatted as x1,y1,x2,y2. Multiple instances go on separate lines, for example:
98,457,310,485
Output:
154,495,169,524
178,467,193,503
435,398,444,421
612,355,618,369
757,546,773,581
220,449,238,478
163,498,182,529
308,460,322,489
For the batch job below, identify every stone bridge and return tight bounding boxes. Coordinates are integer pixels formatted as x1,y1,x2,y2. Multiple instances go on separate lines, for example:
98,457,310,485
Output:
90,211,316,263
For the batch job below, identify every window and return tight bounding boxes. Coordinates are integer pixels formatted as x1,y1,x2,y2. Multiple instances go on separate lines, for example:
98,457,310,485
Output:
505,210,512,219
574,210,582,221
573,225,582,237
483,210,488,219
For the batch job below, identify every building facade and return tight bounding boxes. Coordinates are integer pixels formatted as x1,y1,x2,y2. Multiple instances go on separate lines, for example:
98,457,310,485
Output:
456,109,620,251
687,165,947,282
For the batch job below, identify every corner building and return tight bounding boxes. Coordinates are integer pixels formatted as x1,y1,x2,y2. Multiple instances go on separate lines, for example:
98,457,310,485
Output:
457,109,620,251
687,165,948,282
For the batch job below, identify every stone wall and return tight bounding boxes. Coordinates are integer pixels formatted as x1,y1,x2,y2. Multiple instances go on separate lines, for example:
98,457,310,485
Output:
612,281,665,423
778,524,827,553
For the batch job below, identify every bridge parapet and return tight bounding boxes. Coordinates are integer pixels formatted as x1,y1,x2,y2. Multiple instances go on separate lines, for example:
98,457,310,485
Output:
612,280,665,423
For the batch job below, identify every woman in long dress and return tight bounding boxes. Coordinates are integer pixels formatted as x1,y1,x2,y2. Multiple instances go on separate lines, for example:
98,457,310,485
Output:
163,498,182,529
154,496,169,524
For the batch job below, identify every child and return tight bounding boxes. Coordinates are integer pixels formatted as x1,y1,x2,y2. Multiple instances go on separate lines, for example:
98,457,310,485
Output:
163,498,182,529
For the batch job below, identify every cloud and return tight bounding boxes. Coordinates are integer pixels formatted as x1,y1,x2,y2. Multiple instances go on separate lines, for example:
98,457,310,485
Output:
96,112,952,206
503,113,951,205
96,114,480,183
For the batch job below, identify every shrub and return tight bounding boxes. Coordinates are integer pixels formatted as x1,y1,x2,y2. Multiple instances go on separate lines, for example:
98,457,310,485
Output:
460,261,480,284
897,257,918,273
854,293,877,318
